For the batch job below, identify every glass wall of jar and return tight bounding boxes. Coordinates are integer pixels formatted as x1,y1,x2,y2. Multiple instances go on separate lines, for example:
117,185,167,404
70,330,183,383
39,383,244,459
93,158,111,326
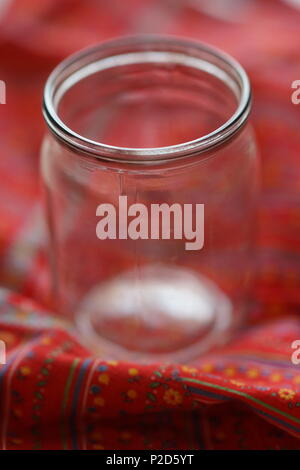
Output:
41,36,259,362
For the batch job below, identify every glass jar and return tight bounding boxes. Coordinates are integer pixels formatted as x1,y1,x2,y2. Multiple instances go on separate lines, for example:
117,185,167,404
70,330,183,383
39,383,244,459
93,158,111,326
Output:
41,36,259,362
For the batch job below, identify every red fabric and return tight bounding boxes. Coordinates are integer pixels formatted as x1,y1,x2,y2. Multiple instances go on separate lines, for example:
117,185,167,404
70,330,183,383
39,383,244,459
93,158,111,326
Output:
1,0,300,450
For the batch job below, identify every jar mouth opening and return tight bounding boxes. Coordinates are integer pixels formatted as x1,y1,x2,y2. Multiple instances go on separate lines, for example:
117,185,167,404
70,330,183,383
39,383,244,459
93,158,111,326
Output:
43,35,251,163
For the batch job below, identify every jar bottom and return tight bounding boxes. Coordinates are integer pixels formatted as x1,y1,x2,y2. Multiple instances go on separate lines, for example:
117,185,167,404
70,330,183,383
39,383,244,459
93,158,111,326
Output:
75,264,233,363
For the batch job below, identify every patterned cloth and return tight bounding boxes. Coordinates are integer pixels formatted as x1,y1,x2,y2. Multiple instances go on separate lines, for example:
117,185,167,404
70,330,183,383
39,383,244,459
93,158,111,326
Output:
0,0,300,450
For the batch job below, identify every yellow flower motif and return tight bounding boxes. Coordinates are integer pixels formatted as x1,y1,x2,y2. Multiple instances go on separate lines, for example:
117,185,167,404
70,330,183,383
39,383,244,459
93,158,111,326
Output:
11,438,23,445
246,368,259,379
41,337,52,345
201,363,214,373
182,365,198,374
224,367,236,377
15,310,29,320
230,380,245,387
128,368,139,376
98,373,110,385
90,431,102,440
94,397,105,407
270,373,282,383
93,444,104,450
278,389,296,401
107,360,118,366
127,389,137,399
0,331,15,346
163,388,183,406
20,366,31,376
121,431,132,440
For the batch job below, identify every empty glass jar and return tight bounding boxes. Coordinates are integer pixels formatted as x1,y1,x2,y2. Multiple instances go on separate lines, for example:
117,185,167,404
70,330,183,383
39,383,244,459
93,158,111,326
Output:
41,36,259,362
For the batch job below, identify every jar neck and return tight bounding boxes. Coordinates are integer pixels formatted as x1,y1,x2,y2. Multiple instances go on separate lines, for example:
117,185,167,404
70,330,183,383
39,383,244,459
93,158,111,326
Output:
43,35,251,164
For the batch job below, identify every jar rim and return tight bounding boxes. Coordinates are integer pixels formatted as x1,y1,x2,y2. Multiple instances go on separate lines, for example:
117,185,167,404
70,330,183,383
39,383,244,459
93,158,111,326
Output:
43,35,251,163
